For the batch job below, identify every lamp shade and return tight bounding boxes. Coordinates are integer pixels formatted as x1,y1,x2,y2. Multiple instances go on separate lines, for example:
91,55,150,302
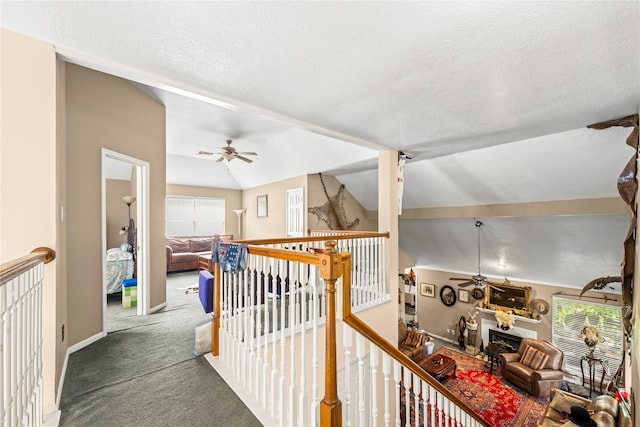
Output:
122,195,136,205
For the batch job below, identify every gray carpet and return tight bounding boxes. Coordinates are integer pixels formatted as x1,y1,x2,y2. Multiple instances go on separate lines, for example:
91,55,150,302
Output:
59,271,262,427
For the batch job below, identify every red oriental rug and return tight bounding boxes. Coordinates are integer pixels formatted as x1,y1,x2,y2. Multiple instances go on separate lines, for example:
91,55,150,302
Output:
428,347,549,427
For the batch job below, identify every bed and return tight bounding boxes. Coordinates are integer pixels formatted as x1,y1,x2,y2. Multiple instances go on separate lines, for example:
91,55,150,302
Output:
105,246,134,294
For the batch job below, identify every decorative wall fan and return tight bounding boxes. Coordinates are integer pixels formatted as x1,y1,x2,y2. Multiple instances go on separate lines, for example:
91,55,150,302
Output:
450,221,504,292
197,139,257,163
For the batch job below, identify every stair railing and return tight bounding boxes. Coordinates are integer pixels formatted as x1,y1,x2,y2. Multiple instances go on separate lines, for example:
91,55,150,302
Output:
211,238,487,426
0,247,55,427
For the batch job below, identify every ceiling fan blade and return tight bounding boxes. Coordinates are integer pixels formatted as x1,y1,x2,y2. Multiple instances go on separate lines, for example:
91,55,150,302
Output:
235,155,253,163
236,151,257,156
216,156,225,162
197,151,216,155
450,277,470,281
489,284,505,292
457,281,474,287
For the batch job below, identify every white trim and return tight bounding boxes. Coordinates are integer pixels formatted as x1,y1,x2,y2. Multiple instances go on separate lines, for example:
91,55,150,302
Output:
101,149,151,328
68,332,107,354
148,302,167,314
55,349,69,409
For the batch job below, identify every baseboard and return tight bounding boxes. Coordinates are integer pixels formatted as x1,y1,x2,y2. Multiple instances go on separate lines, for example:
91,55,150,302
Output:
55,349,70,409
42,406,61,427
149,302,167,314
68,331,106,354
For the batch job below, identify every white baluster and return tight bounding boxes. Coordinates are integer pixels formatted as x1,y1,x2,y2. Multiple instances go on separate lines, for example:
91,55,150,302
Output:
278,260,286,423
370,346,378,426
288,261,297,426
356,333,365,425
298,262,307,427
343,324,352,427
310,267,319,427
393,360,401,427
402,367,411,427
382,353,391,427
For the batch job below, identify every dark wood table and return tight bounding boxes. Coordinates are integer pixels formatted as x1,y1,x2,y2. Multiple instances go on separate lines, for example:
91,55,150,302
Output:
418,354,456,381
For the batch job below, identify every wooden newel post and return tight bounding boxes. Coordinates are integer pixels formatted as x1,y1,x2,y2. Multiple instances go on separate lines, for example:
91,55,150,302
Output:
211,262,221,356
319,241,343,427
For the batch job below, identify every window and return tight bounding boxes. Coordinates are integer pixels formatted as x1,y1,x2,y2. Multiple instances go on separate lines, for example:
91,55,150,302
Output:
552,296,623,379
166,197,224,236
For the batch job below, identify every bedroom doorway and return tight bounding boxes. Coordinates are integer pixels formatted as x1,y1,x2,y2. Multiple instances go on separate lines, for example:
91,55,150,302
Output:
101,149,150,332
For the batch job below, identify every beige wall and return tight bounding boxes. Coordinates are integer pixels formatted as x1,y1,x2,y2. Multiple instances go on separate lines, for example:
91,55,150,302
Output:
1,29,59,408
65,63,166,343
413,268,623,344
166,184,242,237
243,175,307,239
106,179,131,249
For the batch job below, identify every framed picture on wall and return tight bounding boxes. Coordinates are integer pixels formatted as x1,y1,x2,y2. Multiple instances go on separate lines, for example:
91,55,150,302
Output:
458,289,470,303
420,283,435,298
257,194,268,218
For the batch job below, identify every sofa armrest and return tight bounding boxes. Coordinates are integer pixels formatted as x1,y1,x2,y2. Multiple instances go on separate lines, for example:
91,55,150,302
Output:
533,369,564,381
499,352,521,365
166,245,174,265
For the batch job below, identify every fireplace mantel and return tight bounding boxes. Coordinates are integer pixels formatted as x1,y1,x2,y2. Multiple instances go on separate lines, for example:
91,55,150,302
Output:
480,318,537,350
476,307,541,324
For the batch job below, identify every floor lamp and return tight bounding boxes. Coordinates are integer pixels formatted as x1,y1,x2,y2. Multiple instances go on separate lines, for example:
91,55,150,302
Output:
232,209,246,240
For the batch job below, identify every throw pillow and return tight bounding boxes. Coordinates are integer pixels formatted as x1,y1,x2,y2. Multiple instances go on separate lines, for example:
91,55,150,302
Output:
406,332,418,346
521,345,549,370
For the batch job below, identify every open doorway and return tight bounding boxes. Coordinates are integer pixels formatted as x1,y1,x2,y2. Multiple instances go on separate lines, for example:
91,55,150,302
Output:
101,149,150,332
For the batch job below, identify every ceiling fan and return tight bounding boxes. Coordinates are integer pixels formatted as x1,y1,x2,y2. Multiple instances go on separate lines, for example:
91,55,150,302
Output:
450,221,504,292
197,139,257,163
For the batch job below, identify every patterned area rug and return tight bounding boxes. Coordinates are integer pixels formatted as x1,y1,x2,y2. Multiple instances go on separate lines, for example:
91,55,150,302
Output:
431,347,549,427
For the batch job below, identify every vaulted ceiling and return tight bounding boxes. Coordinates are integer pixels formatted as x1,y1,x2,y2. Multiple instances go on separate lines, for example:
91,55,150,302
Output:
3,1,639,291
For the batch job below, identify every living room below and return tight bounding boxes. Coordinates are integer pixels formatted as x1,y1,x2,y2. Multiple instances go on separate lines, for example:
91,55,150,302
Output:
406,267,625,387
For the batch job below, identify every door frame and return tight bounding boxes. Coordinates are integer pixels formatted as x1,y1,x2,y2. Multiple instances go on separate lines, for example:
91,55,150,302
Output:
101,148,151,328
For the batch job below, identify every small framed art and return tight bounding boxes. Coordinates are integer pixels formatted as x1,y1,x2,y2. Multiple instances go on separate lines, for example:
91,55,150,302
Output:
257,194,268,218
458,289,470,303
420,283,435,298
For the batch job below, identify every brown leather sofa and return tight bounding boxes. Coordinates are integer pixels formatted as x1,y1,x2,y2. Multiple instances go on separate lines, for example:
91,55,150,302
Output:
398,320,427,362
538,388,631,427
165,235,233,273
499,338,564,397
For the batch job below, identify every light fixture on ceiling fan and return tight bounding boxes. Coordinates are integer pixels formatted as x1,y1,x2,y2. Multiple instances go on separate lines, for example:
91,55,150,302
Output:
450,220,504,292
197,139,257,163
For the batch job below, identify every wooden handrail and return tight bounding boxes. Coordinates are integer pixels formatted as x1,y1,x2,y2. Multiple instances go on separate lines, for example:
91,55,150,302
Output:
0,247,55,286
339,253,491,427
233,231,389,246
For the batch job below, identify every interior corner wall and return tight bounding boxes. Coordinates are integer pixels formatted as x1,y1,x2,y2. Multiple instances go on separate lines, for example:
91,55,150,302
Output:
1,29,59,408
307,174,378,232
243,175,307,239
166,184,243,237
65,63,166,345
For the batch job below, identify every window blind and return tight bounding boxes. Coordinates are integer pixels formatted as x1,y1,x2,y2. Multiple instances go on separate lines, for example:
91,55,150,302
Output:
552,296,623,382
166,196,224,236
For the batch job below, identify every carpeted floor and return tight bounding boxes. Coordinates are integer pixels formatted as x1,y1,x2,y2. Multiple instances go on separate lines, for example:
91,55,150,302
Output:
428,347,549,427
59,271,262,427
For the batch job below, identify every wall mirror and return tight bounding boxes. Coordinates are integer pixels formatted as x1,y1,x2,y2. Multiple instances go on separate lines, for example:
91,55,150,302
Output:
484,281,531,317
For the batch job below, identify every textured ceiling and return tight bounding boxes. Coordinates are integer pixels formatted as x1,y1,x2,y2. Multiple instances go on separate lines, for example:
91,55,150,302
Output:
3,1,639,290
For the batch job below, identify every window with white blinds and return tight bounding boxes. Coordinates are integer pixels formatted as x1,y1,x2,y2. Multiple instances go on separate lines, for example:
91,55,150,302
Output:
166,197,224,236
552,296,623,380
